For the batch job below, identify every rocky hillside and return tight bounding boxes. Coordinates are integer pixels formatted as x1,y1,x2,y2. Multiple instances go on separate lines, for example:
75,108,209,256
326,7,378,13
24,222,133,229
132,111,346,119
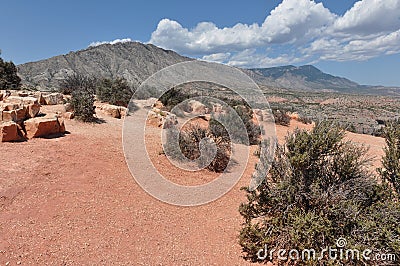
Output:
18,42,191,90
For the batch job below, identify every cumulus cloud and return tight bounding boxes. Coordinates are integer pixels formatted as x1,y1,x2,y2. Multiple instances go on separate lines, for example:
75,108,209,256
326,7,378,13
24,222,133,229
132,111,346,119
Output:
333,0,400,35
89,38,133,47
151,0,334,54
227,49,303,68
260,0,335,43
149,0,400,67
150,19,262,54
314,30,400,61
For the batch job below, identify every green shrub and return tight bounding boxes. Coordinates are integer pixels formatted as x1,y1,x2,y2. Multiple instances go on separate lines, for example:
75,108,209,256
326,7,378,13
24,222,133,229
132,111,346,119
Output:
96,77,133,107
239,122,399,265
234,105,261,145
209,105,261,145
272,108,290,126
59,73,96,95
165,123,231,173
0,55,21,89
71,88,95,122
379,122,400,196
298,115,313,125
159,88,192,110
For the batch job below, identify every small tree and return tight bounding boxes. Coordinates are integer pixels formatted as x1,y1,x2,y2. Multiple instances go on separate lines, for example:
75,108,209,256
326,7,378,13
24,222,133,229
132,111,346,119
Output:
239,122,399,265
59,73,96,95
159,88,192,110
96,77,133,107
70,87,95,122
0,54,21,89
64,74,96,122
379,121,400,196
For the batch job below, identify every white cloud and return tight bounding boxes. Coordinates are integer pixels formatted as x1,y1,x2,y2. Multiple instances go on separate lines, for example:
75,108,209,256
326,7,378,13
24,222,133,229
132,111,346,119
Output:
150,0,334,54
202,52,231,63
225,49,303,68
333,0,400,35
89,38,133,47
150,19,262,54
148,0,400,67
260,0,335,43
317,30,400,61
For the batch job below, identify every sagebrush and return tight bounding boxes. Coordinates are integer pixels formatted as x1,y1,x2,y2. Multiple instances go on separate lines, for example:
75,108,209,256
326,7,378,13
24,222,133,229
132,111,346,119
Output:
239,122,399,265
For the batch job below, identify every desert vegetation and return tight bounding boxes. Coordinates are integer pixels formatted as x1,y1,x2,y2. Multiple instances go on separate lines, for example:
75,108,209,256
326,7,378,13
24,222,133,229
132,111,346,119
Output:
263,86,400,136
60,74,133,122
63,74,96,122
167,123,231,173
59,73,96,95
272,108,291,126
379,121,400,196
96,77,133,107
239,122,399,265
0,54,20,90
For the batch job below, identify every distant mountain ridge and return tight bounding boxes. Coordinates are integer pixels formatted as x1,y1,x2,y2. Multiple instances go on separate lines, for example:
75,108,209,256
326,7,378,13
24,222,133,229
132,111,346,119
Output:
17,42,399,95
247,65,354,92
246,65,400,95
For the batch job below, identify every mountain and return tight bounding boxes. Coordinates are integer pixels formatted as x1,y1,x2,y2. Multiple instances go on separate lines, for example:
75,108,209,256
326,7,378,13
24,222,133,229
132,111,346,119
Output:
17,42,399,95
17,42,191,89
247,65,360,92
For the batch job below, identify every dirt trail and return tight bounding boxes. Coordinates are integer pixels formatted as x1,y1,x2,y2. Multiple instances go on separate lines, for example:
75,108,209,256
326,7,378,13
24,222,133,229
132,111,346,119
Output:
0,111,385,265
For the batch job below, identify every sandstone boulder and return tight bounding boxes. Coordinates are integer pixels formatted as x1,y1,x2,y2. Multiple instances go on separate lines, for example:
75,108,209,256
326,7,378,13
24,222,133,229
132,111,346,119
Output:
188,100,207,115
10,91,29,97
1,103,20,111
0,122,22,142
15,107,27,122
1,110,17,122
3,96,24,104
24,117,66,139
31,92,46,105
43,93,64,105
99,104,122,119
1,98,41,121
26,104,41,118
4,96,39,105
132,98,157,109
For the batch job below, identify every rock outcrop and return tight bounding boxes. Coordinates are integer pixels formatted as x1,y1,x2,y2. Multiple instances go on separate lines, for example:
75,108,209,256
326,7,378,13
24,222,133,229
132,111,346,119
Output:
0,91,67,142
43,93,64,105
187,100,208,115
1,96,41,123
0,122,24,142
24,117,66,139
97,103,128,119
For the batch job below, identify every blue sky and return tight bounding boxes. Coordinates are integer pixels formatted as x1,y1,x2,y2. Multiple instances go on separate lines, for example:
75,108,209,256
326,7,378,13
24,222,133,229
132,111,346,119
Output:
1,0,399,86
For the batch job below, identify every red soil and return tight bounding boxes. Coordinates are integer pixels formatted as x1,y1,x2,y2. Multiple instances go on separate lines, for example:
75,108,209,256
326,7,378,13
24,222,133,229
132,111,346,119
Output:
0,109,385,265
